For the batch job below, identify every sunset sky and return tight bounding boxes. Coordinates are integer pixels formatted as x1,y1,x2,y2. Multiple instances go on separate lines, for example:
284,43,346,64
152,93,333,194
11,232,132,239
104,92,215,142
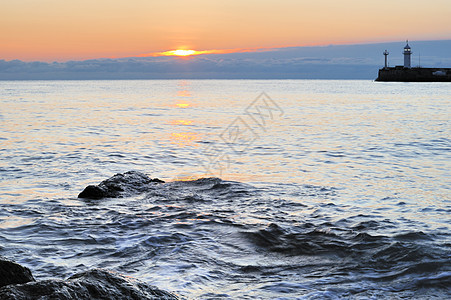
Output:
2,0,451,61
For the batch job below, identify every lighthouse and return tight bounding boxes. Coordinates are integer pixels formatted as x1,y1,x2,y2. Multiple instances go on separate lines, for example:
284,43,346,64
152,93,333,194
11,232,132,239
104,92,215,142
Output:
383,50,389,68
403,40,412,68
376,40,451,82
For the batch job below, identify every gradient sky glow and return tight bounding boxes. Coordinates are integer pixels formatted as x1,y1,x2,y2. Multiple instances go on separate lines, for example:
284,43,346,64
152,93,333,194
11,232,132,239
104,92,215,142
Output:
2,0,451,61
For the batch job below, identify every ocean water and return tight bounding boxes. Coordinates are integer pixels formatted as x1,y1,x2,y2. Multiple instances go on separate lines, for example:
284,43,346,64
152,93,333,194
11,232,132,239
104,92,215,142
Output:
0,79,450,299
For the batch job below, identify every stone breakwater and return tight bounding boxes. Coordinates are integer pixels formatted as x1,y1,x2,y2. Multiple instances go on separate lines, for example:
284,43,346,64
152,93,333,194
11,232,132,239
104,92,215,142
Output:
0,256,179,300
376,67,451,82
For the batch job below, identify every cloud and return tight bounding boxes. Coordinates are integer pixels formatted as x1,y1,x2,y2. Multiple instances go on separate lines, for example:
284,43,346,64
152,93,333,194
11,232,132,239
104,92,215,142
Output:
1,40,450,80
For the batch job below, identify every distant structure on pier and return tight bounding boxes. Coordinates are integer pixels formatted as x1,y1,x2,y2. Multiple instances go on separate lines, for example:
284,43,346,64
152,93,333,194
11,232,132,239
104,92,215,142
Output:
376,41,451,82
403,40,412,68
383,49,389,68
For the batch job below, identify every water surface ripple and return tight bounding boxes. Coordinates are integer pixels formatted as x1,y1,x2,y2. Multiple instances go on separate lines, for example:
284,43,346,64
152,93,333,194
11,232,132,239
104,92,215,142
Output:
0,80,450,299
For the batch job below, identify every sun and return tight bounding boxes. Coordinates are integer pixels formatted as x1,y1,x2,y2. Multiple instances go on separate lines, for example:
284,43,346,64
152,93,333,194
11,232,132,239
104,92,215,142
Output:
141,48,233,58
160,49,199,57
172,49,197,56
141,48,231,58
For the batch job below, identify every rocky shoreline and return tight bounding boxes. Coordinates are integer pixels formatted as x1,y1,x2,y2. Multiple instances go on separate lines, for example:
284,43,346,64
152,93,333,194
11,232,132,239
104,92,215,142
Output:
1,172,179,299
0,256,179,299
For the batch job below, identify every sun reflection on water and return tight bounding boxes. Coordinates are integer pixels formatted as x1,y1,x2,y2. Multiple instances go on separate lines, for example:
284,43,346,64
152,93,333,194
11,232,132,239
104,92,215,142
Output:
169,132,200,147
170,120,193,126
177,90,192,97
169,80,200,147
175,103,191,108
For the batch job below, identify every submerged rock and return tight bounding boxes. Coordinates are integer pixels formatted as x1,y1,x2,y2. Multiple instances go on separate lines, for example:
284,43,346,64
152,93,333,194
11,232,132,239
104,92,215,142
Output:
0,269,179,300
78,171,165,199
0,256,35,288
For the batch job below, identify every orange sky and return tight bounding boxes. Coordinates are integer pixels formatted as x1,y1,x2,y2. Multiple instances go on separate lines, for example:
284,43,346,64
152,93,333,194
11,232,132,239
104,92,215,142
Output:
1,0,450,61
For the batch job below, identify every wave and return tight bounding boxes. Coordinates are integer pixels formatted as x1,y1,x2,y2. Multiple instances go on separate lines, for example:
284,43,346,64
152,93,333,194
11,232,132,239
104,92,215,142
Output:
3,171,447,298
242,222,450,286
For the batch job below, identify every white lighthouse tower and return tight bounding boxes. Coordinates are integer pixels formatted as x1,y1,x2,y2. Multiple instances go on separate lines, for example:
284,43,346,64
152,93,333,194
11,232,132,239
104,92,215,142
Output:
403,40,412,68
383,50,389,68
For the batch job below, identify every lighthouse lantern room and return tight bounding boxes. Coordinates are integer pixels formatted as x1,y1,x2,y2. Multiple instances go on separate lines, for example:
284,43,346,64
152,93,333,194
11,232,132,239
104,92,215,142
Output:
403,40,412,68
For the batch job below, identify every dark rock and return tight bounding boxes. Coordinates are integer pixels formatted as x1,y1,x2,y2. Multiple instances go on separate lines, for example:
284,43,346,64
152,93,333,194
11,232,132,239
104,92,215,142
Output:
0,256,35,288
0,269,179,300
78,171,165,199
78,185,105,199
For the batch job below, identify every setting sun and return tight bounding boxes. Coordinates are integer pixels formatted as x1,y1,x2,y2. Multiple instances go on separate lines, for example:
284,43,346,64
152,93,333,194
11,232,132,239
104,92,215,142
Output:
172,50,196,56
162,49,198,56
136,47,272,58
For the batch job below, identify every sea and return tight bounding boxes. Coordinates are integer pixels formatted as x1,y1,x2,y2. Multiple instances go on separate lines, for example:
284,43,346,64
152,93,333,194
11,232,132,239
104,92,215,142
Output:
0,80,450,299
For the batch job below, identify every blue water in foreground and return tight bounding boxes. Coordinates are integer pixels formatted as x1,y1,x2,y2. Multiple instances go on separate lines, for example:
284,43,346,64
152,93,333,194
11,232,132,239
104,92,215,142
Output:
0,80,450,299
